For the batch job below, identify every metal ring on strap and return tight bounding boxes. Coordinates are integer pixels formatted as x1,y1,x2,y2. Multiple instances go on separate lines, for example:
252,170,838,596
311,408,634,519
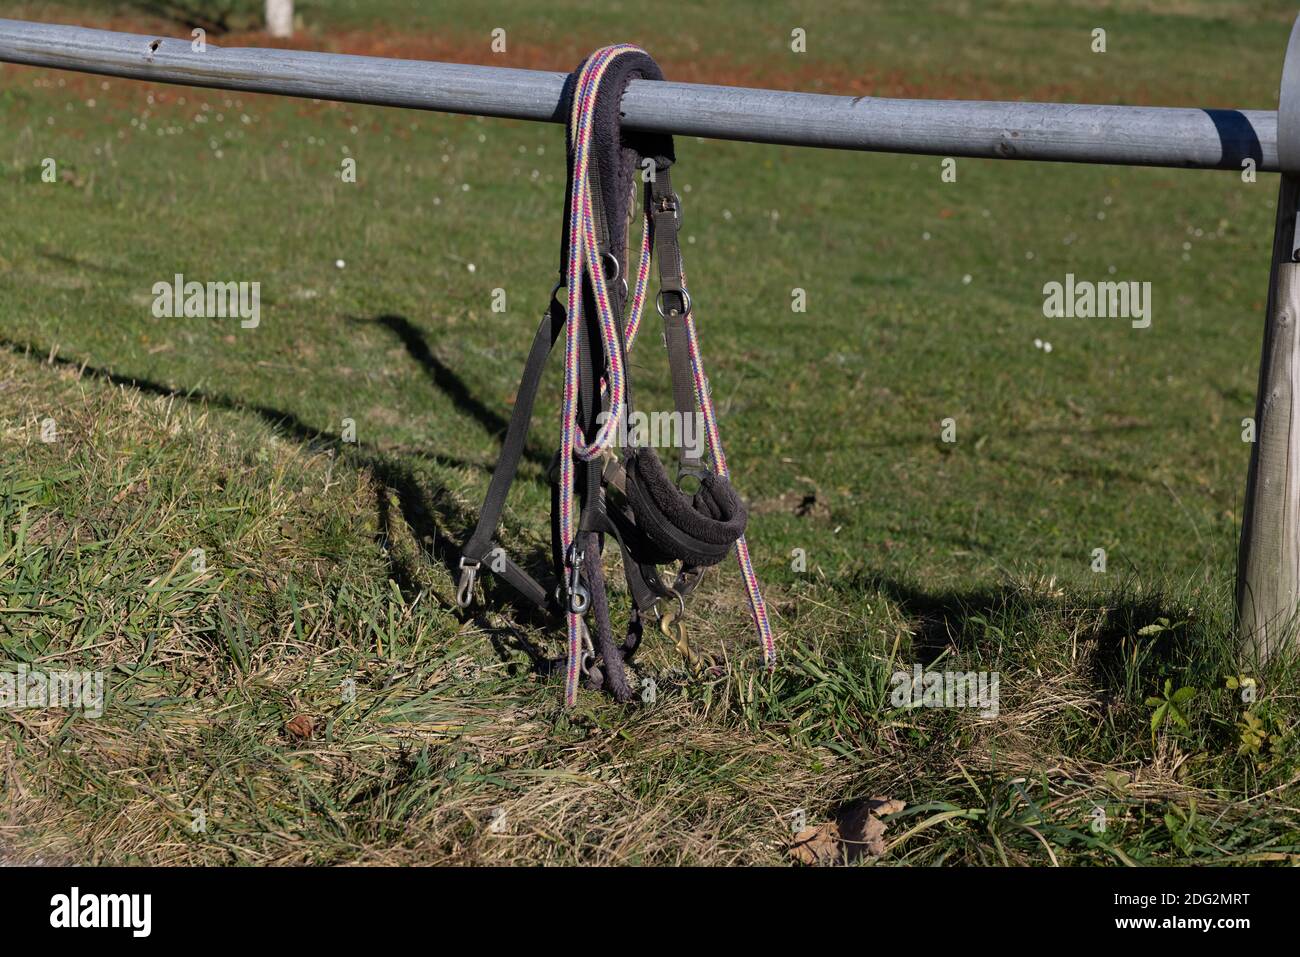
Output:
655,587,686,621
600,252,629,299
655,288,692,318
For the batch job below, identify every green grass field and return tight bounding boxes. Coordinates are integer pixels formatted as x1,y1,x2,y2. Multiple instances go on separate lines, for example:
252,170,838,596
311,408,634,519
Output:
1,0,1298,865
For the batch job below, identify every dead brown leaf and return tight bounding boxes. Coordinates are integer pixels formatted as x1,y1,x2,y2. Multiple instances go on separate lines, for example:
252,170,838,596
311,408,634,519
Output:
285,714,315,740
788,796,905,865
789,822,841,866
111,481,143,504
837,797,905,860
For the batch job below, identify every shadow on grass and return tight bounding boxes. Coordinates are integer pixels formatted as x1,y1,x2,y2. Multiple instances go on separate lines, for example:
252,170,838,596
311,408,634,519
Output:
6,332,1239,692
346,313,552,471
344,313,565,672
850,571,1225,701
0,336,561,661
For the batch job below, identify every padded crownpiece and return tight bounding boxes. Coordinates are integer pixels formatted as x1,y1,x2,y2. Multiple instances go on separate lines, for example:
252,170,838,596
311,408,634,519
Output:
558,49,676,279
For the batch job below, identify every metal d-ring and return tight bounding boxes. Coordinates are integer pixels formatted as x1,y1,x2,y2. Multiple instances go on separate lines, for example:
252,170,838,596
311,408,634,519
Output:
599,252,628,299
655,288,692,319
675,465,707,495
655,588,686,629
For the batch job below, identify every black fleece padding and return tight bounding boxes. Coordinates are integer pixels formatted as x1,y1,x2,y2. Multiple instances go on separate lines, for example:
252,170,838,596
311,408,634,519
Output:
559,50,675,280
623,447,746,567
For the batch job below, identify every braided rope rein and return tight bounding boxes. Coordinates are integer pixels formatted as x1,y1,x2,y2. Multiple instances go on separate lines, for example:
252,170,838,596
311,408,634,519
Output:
559,45,775,705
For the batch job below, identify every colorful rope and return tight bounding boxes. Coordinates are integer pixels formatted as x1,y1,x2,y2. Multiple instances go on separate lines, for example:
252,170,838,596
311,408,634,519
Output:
677,258,776,668
559,45,774,705
559,44,646,705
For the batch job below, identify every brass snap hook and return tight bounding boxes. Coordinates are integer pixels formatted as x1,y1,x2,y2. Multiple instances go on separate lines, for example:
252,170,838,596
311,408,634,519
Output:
655,589,697,663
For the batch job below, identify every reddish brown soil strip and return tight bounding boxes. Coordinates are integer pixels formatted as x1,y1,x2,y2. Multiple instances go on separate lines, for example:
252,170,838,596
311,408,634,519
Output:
3,12,1164,107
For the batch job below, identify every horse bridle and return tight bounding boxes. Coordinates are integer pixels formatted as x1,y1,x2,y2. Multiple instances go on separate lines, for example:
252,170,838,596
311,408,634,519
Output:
456,45,775,704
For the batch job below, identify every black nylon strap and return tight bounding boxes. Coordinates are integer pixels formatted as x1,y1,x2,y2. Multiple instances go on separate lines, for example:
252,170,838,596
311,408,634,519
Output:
576,287,600,533
456,296,565,611
649,171,703,475
605,499,672,607
491,554,554,610
650,171,685,309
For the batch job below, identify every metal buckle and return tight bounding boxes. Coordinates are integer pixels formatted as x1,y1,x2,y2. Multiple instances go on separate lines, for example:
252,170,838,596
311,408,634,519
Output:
655,192,681,223
455,556,480,608
655,588,713,671
655,589,695,664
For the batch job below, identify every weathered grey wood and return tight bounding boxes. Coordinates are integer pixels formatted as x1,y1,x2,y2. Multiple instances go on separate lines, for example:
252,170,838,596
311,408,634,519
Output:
0,17,1279,171
1238,176,1300,660
1237,14,1300,662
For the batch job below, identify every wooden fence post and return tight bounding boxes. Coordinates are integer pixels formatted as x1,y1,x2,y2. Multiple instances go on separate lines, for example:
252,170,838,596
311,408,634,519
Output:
1237,15,1300,662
